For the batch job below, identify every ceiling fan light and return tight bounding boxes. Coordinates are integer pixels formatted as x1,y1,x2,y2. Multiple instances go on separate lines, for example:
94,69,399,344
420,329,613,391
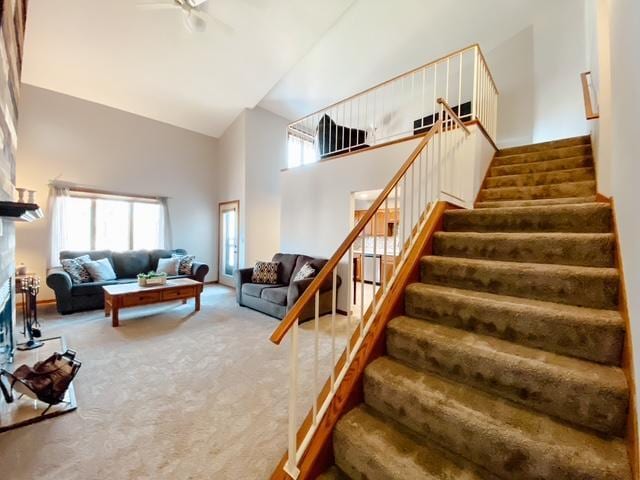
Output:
185,12,207,32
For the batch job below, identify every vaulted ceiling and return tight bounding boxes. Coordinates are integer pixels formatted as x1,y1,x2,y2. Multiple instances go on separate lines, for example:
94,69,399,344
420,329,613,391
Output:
22,0,556,138
21,0,354,137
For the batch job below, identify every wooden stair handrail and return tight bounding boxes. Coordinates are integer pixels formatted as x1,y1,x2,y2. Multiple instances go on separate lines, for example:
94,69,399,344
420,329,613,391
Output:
270,98,463,345
581,71,600,120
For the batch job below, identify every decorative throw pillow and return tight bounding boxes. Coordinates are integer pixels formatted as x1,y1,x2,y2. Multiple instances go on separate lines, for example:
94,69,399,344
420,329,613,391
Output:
157,257,179,276
293,263,316,282
83,258,117,282
61,255,92,284
172,254,195,275
251,261,279,284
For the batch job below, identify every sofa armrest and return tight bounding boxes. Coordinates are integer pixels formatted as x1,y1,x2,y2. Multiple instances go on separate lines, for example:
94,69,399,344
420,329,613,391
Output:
233,267,254,303
287,274,342,309
191,262,209,282
46,268,74,314
46,267,73,293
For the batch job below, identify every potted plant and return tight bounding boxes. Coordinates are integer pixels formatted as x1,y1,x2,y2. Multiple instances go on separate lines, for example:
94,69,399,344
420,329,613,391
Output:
137,271,167,287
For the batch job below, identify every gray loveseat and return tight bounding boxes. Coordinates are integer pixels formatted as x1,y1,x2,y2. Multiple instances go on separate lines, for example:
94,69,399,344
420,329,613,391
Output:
47,248,209,314
234,253,341,321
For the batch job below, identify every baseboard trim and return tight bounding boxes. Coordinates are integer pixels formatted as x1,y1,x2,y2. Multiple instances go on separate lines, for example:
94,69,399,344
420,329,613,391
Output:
610,197,639,479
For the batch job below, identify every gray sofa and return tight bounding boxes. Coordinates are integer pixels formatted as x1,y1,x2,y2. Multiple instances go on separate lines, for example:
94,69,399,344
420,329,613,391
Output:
234,253,341,321
47,248,209,314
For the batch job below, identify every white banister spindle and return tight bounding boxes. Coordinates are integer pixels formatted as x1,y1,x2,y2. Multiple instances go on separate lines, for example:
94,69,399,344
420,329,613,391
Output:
360,234,365,336
472,45,479,121
372,213,377,311
331,267,337,389
313,291,319,423
383,198,388,292
285,319,300,479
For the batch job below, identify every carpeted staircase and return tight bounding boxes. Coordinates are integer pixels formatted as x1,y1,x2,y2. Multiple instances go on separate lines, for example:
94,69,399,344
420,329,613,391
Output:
320,135,632,480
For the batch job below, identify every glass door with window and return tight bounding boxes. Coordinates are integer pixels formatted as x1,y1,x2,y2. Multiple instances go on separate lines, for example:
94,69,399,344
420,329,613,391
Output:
219,201,239,287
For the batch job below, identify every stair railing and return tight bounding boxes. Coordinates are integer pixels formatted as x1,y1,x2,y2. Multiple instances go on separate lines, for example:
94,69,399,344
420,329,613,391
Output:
287,44,497,165
271,98,471,479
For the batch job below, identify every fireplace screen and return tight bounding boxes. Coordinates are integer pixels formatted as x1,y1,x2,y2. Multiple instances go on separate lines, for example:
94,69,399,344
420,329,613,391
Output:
0,279,13,366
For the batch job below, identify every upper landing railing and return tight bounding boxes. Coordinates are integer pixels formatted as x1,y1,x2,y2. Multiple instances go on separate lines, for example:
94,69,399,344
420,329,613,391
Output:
287,44,498,162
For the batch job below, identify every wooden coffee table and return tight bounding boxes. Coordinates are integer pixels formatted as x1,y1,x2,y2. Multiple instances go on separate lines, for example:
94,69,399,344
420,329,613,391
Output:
103,278,203,327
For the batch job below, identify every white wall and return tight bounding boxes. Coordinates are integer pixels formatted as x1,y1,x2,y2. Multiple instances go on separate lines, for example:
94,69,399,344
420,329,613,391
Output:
15,85,219,300
486,27,535,148
217,112,247,268
216,106,289,270
530,0,589,143
244,107,289,266
607,0,640,445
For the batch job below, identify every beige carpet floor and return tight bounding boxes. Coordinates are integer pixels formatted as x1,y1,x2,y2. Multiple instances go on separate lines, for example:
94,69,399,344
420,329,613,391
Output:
0,285,352,479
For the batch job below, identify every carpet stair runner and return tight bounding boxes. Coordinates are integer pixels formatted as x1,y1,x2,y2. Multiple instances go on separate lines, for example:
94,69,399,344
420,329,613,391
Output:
321,135,632,479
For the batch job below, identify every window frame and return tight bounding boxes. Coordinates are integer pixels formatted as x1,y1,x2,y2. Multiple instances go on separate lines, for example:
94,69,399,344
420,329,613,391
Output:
67,189,162,252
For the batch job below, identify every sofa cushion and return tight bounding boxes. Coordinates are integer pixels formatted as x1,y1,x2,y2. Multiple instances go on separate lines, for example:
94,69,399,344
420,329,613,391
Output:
61,255,92,284
71,279,122,296
84,258,117,282
272,253,299,284
148,249,187,271
157,257,180,275
242,283,285,299
252,261,279,284
261,286,289,306
172,254,195,275
60,250,113,267
112,250,151,278
291,255,327,282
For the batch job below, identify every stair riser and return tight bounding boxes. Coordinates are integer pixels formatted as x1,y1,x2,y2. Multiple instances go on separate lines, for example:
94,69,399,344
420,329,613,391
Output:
497,136,591,156
478,181,596,202
433,233,615,267
334,408,501,480
387,323,628,436
489,155,593,177
364,362,631,480
484,168,595,189
444,204,612,233
404,286,624,365
493,145,592,166
420,258,619,309
475,196,597,209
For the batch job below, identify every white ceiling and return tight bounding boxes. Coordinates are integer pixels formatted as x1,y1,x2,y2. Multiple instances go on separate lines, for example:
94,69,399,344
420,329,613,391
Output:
21,0,354,137
259,0,551,121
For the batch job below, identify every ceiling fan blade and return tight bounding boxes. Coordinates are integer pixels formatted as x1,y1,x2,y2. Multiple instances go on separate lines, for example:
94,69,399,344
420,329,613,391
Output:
137,3,178,11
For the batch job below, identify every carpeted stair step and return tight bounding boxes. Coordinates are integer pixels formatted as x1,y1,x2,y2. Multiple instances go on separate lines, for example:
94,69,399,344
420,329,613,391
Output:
496,135,591,157
404,283,624,365
489,155,593,177
492,144,592,167
386,316,628,435
334,406,500,480
444,203,611,233
477,180,596,202
317,466,349,480
475,196,598,209
433,231,614,267
420,256,619,309
364,357,631,480
484,167,595,189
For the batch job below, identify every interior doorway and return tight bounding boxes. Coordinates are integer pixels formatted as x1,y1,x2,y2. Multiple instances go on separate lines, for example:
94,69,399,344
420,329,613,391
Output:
218,201,239,287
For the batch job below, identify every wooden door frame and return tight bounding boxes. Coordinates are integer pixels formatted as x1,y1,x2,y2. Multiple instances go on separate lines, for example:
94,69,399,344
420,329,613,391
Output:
218,200,240,286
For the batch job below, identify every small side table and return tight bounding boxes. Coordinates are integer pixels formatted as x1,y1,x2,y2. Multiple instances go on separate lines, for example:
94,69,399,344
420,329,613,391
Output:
15,274,43,350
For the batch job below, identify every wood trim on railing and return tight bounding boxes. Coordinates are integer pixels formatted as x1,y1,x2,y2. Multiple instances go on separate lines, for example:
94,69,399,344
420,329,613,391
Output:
270,201,453,479
287,43,490,127
581,71,600,120
270,121,441,345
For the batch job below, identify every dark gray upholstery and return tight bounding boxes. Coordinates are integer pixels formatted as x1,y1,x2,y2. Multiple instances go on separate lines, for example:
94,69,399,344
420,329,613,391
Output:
242,283,284,299
234,253,341,321
112,250,151,278
47,248,209,314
